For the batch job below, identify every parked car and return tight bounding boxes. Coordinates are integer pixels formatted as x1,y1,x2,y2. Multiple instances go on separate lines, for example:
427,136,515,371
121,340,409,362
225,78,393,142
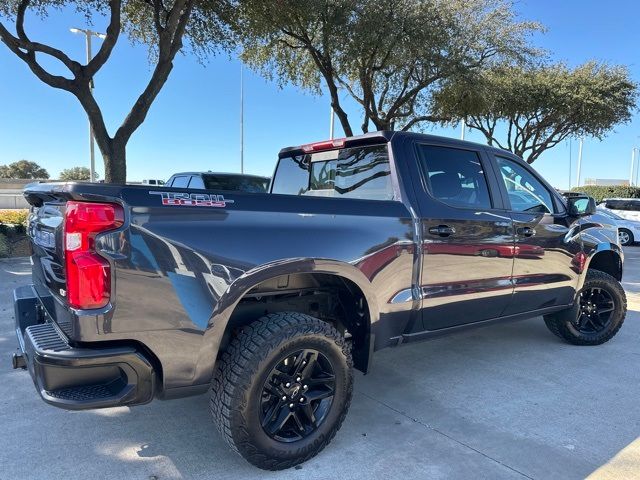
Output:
596,207,640,245
599,198,640,222
14,131,626,470
141,179,165,186
166,171,270,193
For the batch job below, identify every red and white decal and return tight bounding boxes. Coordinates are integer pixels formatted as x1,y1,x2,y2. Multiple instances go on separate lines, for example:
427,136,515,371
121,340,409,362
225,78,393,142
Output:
149,191,235,207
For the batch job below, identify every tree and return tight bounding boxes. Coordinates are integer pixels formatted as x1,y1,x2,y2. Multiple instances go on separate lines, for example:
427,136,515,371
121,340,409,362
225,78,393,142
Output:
0,160,49,179
59,166,98,181
234,0,540,135
433,62,638,163
0,1,229,183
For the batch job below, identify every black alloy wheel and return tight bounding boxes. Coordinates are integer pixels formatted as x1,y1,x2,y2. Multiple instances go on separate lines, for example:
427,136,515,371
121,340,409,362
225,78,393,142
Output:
260,349,336,442
543,269,626,345
574,287,615,334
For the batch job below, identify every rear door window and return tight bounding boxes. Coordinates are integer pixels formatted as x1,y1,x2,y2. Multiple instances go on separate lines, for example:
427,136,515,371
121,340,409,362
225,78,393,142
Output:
171,176,189,188
271,145,394,201
416,145,492,209
188,176,205,189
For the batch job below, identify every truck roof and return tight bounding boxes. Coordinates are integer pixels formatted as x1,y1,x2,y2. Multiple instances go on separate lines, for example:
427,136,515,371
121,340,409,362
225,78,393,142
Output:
278,130,513,159
169,172,269,179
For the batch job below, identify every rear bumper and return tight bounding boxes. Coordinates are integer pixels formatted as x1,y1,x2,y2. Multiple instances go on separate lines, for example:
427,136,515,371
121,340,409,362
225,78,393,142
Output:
13,285,155,410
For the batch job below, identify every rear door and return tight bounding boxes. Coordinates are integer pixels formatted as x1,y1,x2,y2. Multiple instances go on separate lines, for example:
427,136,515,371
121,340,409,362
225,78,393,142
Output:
492,155,581,314
413,142,515,330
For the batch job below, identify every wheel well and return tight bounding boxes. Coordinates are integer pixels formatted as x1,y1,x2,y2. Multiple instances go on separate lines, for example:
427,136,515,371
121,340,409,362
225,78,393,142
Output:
223,273,372,373
589,250,623,281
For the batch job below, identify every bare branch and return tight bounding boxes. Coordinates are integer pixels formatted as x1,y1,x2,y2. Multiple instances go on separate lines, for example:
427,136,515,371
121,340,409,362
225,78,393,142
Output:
114,0,194,145
0,22,74,90
9,0,82,76
401,114,450,131
86,0,121,77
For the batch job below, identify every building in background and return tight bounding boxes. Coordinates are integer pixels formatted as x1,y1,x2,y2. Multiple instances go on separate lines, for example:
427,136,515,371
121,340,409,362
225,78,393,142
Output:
584,178,630,186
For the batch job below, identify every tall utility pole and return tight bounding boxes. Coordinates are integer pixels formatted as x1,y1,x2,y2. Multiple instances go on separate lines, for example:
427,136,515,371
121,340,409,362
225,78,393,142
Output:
329,107,335,139
240,65,244,174
636,148,640,187
568,139,572,190
630,148,636,187
70,28,105,182
576,137,584,187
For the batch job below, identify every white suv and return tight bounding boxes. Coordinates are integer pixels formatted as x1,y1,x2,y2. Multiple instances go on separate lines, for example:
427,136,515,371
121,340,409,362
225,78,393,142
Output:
599,198,640,222
596,206,640,245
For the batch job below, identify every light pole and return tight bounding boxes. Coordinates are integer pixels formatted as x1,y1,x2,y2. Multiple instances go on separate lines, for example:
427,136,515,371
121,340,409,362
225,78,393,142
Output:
70,27,105,182
240,64,244,174
631,147,639,187
460,119,465,141
329,107,335,140
636,149,640,187
568,139,572,190
576,137,584,187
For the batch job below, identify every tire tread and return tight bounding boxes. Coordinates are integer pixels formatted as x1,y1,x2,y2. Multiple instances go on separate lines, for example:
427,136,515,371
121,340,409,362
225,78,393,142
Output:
209,312,353,470
544,269,626,345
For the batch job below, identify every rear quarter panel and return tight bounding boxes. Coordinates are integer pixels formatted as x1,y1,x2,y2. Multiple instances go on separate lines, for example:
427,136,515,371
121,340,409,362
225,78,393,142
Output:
92,188,416,390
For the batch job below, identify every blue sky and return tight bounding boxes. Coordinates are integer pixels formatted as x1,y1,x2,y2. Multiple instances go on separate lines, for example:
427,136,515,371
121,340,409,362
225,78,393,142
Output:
0,1,639,187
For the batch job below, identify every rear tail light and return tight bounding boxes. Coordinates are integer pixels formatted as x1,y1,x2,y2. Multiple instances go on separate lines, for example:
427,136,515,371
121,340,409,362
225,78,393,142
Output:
64,201,124,309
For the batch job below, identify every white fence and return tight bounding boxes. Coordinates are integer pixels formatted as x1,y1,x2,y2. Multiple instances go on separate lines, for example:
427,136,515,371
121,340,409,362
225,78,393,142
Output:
0,191,29,209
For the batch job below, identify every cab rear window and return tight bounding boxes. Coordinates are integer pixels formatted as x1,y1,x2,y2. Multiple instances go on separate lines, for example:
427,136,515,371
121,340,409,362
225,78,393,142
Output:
271,145,394,201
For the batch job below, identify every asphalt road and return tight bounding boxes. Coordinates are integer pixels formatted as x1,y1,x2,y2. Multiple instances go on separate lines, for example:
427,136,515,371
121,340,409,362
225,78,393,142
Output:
1,250,639,480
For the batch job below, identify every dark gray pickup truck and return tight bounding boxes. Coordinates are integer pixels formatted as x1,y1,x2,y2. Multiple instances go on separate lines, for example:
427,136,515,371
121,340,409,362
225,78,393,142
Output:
12,131,626,470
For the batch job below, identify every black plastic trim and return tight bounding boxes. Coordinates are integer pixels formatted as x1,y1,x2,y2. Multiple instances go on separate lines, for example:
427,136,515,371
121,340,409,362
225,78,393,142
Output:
14,288,155,410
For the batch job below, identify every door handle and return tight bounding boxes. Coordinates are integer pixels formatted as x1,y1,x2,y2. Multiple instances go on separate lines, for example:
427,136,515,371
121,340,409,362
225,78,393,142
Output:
428,225,455,237
517,226,536,237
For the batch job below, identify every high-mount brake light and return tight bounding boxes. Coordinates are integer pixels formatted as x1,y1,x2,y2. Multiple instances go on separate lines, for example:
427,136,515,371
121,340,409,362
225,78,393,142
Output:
64,201,124,309
301,138,346,153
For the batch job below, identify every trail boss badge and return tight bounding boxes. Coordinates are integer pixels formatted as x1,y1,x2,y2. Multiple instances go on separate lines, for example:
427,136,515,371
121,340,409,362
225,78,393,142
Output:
150,191,235,207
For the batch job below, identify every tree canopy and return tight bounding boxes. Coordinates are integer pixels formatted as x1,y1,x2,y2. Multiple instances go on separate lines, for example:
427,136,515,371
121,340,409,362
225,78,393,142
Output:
59,166,98,181
234,0,541,135
433,62,638,163
0,160,49,179
0,0,229,182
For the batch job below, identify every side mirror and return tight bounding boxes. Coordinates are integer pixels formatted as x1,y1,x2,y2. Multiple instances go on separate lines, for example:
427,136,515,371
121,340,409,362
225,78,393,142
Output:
567,195,596,217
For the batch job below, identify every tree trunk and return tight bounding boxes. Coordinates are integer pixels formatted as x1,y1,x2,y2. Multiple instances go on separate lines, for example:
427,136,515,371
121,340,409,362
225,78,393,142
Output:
101,140,127,184
372,117,393,131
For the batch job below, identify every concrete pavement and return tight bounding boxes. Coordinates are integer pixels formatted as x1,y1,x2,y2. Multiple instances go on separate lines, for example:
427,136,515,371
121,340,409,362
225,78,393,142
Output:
1,251,639,480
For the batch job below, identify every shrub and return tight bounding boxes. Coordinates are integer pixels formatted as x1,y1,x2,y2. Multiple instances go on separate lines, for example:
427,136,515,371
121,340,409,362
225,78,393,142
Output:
0,209,28,227
0,233,9,257
571,186,640,203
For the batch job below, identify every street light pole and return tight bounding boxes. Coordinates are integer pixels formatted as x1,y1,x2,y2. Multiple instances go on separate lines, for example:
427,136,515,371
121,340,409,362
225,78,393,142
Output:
568,139,572,190
329,107,335,140
460,119,465,140
70,27,105,182
630,148,636,187
635,148,640,187
576,137,584,187
240,64,244,174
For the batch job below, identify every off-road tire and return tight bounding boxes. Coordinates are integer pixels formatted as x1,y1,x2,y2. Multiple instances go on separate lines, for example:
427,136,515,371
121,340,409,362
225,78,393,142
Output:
210,312,353,470
544,270,626,345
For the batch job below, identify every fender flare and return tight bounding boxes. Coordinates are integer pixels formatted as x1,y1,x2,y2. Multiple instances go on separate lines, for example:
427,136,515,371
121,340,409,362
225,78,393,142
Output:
579,242,624,290
193,258,379,384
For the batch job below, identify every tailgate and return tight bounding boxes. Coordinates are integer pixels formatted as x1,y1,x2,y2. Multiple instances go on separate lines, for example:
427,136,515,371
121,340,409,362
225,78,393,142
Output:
25,191,69,332
23,183,125,338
